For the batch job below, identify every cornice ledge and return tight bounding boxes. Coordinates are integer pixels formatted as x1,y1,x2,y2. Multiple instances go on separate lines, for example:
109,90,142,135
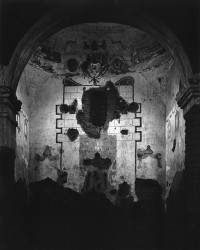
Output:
0,86,22,113
176,74,200,115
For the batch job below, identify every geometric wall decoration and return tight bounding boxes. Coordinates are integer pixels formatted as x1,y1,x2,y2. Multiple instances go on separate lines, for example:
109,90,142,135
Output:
56,79,142,195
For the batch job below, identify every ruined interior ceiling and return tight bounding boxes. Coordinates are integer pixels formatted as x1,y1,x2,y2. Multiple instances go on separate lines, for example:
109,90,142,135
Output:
24,23,175,106
29,23,174,79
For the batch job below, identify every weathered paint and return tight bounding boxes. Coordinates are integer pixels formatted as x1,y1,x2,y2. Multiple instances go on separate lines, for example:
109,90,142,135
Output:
15,23,180,200
28,74,62,182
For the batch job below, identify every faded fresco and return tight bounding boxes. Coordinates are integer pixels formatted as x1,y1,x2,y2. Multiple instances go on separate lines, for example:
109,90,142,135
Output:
16,23,178,201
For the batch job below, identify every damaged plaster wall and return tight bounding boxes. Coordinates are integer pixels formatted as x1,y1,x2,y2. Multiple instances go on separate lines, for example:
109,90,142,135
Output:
135,70,167,192
28,73,62,182
56,67,170,197
58,83,140,196
24,23,177,199
165,64,185,197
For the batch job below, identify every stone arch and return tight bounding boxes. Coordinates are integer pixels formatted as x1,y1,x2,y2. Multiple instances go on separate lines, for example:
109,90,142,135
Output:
8,6,192,93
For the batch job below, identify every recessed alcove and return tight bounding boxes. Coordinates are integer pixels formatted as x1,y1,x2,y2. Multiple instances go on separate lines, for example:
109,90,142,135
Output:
15,22,185,202
1,0,199,248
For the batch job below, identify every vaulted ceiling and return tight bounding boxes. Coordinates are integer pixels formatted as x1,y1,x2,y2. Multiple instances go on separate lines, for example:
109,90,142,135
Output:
29,23,173,81
1,0,199,73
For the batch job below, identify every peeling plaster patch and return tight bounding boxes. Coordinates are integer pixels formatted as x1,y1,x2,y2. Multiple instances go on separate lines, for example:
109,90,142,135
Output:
20,23,178,201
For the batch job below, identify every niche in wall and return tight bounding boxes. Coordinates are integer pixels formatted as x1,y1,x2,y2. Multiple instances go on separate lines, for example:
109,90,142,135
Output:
23,22,175,200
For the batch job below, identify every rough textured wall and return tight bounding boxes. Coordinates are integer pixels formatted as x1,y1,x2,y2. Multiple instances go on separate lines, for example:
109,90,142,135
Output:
28,69,168,198
135,69,168,194
15,71,30,183
165,64,185,197
29,76,62,182
57,83,141,197
166,64,181,117
166,105,185,197
27,23,175,200
55,68,168,198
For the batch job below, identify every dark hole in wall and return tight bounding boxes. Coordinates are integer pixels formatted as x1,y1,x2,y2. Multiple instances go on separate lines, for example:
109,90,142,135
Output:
172,139,176,152
67,58,78,72
121,129,129,135
89,90,108,126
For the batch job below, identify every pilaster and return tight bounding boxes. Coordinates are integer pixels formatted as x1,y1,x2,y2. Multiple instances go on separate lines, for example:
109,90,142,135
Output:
176,74,200,248
176,74,200,173
0,86,21,203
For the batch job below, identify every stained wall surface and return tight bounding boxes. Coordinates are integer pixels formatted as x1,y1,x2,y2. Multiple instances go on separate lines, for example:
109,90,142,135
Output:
57,83,141,197
16,23,180,199
27,71,170,198
165,64,185,197
29,76,62,182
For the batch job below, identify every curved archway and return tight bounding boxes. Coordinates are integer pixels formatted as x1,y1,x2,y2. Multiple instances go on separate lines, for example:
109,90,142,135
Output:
8,6,192,93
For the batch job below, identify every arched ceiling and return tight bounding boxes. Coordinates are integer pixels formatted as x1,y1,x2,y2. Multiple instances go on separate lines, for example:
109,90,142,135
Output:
1,0,199,74
28,23,173,85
